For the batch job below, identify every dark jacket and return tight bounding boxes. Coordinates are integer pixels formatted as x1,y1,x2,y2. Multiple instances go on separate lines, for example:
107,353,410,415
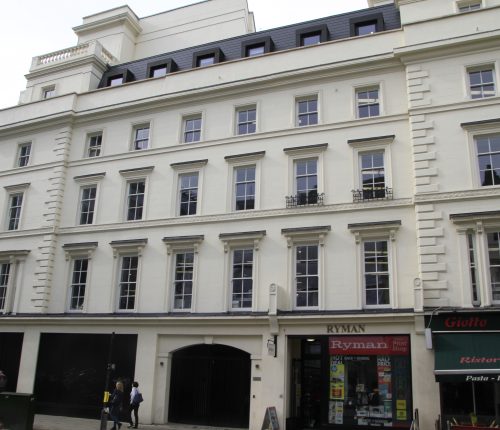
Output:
109,388,124,414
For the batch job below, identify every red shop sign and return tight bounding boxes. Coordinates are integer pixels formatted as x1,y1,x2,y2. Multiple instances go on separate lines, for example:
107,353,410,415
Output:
329,335,409,356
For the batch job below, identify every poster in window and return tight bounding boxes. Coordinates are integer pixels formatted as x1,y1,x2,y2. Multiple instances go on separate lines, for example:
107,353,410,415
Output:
330,358,345,400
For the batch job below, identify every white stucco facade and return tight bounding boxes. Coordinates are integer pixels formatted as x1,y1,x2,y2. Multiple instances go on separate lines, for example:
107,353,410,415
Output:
1,1,500,429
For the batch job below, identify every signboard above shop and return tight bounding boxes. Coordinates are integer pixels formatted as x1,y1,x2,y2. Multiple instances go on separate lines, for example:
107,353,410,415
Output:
329,336,409,356
426,312,500,331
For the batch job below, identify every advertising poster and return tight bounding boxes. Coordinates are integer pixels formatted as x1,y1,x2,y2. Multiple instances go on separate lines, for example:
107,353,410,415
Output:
330,357,345,400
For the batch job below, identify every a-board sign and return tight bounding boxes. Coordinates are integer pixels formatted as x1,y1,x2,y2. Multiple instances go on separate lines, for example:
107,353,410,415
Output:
261,406,279,430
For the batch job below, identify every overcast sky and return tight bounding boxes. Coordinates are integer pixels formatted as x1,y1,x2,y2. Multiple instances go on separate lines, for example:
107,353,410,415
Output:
0,0,368,110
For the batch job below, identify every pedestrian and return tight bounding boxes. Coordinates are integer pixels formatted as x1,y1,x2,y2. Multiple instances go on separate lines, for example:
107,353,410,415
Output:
0,371,7,392
128,381,142,428
108,381,124,430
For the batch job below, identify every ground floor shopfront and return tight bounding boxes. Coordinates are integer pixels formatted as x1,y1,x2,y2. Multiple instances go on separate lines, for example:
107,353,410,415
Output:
427,311,500,429
0,313,440,429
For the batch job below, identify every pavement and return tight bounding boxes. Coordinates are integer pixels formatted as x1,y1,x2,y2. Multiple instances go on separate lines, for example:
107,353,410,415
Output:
33,415,242,430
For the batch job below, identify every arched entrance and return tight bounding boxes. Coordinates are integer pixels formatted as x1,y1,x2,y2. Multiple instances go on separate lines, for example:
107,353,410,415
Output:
169,344,251,428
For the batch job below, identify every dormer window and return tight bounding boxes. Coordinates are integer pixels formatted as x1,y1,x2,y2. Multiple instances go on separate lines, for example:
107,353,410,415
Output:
247,44,265,57
355,20,377,36
146,59,176,78
198,55,215,67
457,0,482,12
193,48,222,68
241,36,273,58
301,32,321,46
349,14,384,37
108,75,124,86
105,69,134,87
296,25,328,47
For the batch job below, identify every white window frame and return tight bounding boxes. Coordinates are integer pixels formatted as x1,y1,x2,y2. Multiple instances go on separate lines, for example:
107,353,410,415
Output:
465,63,497,99
16,142,32,168
451,213,500,307
63,242,97,313
170,160,207,217
109,239,147,313
219,231,265,311
225,151,264,212
85,131,103,158
4,183,29,231
355,84,381,119
163,235,204,312
348,221,400,310
295,94,319,127
74,172,105,226
463,122,500,189
131,123,151,151
284,144,327,206
235,104,258,135
181,113,203,143
119,167,154,222
349,135,394,198
282,226,330,311
0,250,29,314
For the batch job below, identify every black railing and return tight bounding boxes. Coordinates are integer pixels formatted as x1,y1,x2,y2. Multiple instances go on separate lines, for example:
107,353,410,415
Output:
352,187,393,202
286,192,325,208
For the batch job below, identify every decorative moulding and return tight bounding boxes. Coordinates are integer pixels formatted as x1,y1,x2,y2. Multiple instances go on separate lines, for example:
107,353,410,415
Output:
162,235,204,255
281,225,331,247
62,242,98,260
219,230,266,253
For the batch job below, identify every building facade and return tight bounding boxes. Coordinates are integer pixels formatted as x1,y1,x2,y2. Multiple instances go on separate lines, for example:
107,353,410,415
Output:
0,0,499,429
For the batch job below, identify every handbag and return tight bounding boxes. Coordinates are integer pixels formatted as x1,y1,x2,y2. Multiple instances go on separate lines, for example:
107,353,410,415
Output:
133,392,144,404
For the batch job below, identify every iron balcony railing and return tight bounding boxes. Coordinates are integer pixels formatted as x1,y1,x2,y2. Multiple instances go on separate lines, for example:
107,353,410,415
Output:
352,187,393,202
285,192,325,208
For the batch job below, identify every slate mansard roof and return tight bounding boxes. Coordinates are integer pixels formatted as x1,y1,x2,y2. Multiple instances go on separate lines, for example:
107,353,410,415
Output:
98,4,401,88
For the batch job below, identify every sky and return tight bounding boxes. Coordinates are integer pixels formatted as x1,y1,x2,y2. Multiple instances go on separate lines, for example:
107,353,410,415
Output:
0,0,369,110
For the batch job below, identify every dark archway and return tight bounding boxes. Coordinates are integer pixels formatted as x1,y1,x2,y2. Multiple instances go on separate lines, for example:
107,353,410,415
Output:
169,344,251,428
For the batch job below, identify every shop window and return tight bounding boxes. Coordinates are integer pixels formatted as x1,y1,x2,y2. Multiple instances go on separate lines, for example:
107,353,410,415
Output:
328,335,412,428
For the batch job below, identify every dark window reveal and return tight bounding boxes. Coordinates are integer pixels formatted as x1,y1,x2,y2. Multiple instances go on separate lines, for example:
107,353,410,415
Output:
355,20,377,36
349,13,384,37
296,25,329,47
193,48,223,68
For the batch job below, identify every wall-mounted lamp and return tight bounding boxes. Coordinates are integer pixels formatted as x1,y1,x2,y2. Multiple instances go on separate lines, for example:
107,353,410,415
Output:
160,361,164,367
267,335,277,357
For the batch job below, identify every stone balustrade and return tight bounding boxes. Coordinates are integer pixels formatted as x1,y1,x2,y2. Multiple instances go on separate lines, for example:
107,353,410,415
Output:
30,40,117,71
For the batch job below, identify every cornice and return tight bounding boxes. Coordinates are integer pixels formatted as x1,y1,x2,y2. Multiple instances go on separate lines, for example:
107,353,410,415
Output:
0,228,53,240
57,198,414,236
73,12,142,36
414,187,500,203
408,95,500,115
0,161,64,179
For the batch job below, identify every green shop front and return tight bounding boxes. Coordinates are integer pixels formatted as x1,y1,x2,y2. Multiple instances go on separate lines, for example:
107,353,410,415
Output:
427,312,500,427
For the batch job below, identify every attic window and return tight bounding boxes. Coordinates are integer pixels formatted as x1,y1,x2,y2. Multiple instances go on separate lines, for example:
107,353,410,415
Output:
146,58,176,78
108,75,124,86
105,69,134,87
349,13,385,37
193,48,223,68
241,36,273,57
296,25,329,47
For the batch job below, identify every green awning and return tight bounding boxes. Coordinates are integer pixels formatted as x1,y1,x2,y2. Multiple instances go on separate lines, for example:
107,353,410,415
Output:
434,333,500,382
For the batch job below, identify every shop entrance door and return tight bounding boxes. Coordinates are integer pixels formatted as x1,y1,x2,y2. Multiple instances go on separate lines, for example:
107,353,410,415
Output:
168,344,250,428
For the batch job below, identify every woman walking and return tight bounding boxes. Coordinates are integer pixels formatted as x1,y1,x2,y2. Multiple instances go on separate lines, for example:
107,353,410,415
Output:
109,381,124,430
128,381,142,428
